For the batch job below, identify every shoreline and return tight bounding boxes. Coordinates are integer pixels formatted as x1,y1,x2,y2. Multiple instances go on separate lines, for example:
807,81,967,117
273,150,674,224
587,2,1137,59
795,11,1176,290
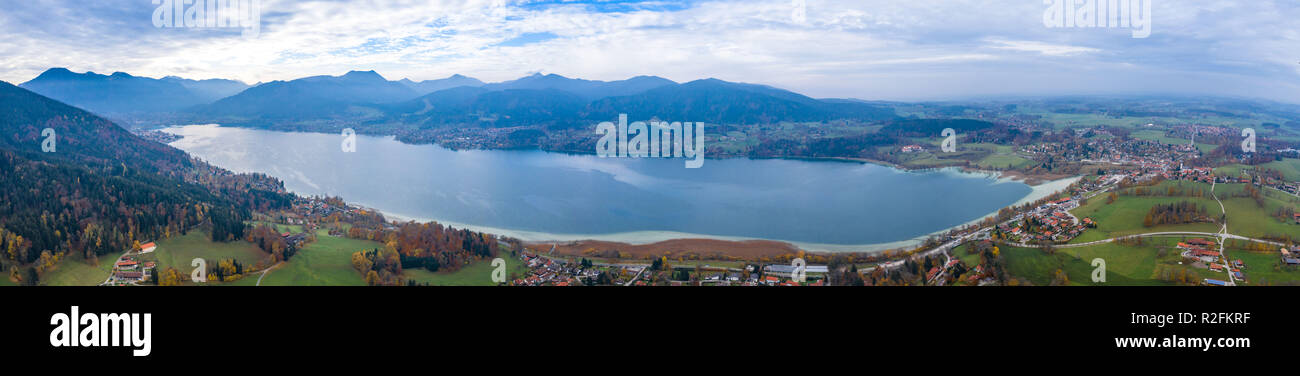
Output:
372,172,1082,254
167,124,1079,254
180,122,1066,187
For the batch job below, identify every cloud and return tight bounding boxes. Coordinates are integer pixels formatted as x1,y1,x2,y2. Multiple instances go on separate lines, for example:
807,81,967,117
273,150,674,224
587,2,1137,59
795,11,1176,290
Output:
0,0,1297,102
984,38,1100,56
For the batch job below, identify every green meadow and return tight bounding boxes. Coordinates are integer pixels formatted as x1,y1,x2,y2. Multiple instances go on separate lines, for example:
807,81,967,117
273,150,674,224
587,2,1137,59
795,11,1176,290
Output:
150,230,273,278
41,250,124,286
402,256,531,286
255,230,377,286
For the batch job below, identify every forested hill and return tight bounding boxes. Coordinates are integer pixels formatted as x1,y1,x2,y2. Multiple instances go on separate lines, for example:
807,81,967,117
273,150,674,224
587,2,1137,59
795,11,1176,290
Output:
0,81,290,283
0,80,208,173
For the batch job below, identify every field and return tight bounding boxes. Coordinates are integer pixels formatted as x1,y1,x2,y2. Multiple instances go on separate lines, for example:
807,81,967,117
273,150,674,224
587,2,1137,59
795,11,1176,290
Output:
403,256,531,286
999,237,1249,286
1069,180,1300,243
1230,250,1300,286
1217,159,1300,181
893,141,1035,170
1017,109,1262,130
255,230,378,286
1130,129,1218,153
247,221,304,234
149,230,273,277
41,250,124,286
1069,181,1224,243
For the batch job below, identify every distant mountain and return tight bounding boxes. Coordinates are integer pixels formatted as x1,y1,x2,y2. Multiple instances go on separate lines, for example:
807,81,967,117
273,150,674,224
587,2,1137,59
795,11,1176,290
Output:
389,87,586,128
399,74,485,95
581,78,897,126
483,73,676,100
383,76,895,129
197,70,420,120
160,76,250,103
19,68,209,114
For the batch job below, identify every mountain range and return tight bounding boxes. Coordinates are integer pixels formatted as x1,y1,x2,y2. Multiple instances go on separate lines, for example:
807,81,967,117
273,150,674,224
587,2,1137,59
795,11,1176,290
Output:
17,68,898,128
399,74,485,95
17,68,232,114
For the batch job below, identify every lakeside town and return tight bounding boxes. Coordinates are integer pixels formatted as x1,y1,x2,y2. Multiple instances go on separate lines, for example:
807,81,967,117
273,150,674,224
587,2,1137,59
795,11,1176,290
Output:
495,121,1300,286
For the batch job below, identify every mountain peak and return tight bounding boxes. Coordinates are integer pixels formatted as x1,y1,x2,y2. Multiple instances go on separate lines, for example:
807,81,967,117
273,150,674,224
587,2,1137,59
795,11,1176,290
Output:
342,70,386,81
32,67,86,81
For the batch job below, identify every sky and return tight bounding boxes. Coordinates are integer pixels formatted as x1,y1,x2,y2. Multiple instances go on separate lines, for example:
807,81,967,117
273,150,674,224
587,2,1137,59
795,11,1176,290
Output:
1,0,1298,102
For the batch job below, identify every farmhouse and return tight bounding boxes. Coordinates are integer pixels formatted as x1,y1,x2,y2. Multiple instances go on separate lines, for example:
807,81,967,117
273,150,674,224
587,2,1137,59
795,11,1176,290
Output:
115,271,143,280
138,242,156,254
116,260,138,270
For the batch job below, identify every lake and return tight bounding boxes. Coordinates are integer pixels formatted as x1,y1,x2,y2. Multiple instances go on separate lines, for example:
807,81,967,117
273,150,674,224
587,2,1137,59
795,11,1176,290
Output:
166,124,1054,251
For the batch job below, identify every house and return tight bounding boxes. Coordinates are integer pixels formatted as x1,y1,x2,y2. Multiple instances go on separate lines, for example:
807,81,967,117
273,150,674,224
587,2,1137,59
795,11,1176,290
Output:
138,242,157,254
901,145,924,153
1209,264,1223,272
115,271,143,280
763,264,828,277
116,260,139,270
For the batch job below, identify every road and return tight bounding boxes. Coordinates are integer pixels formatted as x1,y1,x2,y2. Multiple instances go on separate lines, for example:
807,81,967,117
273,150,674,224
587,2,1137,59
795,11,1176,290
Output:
255,262,283,286
869,174,1278,287
1211,181,1236,286
880,176,1122,276
99,251,132,286
1005,231,1284,249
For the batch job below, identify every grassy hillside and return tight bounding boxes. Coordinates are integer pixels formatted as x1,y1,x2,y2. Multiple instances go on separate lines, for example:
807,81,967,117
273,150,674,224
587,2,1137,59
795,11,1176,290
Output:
1069,181,1224,243
41,249,123,284
1001,238,1227,286
256,230,377,286
150,230,273,276
403,256,530,286
1216,159,1300,181
41,250,123,286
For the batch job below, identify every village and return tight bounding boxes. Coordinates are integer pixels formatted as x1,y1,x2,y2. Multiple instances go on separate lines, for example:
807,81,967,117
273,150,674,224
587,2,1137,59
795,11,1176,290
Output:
509,249,831,286
102,242,158,286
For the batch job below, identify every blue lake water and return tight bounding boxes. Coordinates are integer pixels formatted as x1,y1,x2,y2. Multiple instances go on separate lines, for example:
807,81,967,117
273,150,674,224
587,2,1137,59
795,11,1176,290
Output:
166,124,1037,249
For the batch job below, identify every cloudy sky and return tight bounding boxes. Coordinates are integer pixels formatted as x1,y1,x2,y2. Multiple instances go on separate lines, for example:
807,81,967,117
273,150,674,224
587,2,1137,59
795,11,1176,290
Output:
2,0,1298,102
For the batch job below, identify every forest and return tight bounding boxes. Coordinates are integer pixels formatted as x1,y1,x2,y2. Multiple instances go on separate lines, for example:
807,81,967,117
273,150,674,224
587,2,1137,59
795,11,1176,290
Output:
347,221,501,286
0,81,291,284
